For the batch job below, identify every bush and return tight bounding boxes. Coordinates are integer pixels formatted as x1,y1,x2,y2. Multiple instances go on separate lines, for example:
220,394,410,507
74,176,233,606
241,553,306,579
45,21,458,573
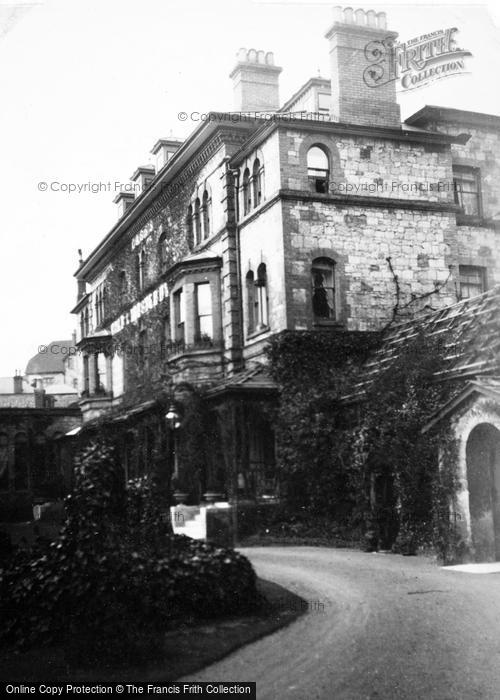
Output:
0,440,260,667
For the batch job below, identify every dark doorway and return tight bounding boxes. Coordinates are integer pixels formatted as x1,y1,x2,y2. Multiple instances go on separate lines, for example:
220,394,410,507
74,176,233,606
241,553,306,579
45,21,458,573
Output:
466,423,500,561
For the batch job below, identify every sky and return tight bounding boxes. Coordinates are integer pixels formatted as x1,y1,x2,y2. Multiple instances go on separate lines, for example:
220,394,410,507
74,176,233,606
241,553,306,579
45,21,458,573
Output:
0,0,499,376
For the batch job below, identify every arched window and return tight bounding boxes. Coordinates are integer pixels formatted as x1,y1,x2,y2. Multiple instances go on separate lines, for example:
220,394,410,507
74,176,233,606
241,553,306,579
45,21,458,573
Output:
252,159,263,207
242,168,251,215
158,231,167,271
246,270,256,334
119,270,127,296
102,287,107,321
186,204,194,249
312,257,336,320
307,145,329,193
137,250,146,291
14,432,29,490
255,263,269,329
194,198,201,245
202,190,211,239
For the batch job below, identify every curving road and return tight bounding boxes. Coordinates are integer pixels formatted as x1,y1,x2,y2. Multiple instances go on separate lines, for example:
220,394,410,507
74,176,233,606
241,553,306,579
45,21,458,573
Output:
184,547,500,700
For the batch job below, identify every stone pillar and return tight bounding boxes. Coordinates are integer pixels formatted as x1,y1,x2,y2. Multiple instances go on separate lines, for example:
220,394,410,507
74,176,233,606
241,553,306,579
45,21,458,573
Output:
88,353,98,395
105,354,113,394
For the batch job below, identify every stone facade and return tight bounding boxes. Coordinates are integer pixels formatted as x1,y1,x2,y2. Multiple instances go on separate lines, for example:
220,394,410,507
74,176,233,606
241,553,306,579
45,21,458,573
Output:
70,9,499,520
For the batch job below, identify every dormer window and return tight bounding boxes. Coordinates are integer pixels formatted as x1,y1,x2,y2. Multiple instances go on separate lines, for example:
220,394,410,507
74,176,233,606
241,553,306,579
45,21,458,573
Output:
318,93,330,117
130,166,156,196
307,146,329,194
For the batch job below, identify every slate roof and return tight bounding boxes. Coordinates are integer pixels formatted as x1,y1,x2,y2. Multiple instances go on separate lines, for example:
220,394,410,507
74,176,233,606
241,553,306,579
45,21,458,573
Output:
25,340,75,375
348,285,500,400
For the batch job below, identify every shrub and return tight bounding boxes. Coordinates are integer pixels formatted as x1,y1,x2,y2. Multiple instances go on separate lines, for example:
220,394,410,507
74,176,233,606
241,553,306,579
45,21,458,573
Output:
0,440,260,667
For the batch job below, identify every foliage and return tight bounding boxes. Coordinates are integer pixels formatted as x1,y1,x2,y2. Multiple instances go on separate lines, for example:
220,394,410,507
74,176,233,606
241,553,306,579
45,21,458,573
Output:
351,330,461,556
267,330,379,515
267,328,463,560
0,440,260,666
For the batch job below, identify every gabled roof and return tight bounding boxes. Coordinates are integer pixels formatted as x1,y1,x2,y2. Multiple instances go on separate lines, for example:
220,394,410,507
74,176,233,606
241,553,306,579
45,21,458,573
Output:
349,286,500,400
422,377,500,433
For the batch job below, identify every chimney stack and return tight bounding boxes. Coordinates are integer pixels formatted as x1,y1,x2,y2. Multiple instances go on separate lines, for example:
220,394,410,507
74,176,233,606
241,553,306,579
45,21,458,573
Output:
325,6,401,128
13,371,23,394
34,378,45,408
230,48,282,113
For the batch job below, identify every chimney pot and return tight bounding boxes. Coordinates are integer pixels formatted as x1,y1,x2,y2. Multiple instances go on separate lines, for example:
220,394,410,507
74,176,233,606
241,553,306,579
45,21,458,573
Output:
367,10,376,27
343,7,354,23
332,6,343,22
355,9,366,25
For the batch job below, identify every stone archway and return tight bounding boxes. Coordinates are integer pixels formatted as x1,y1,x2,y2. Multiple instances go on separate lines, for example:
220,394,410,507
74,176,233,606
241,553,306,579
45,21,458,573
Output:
466,423,500,561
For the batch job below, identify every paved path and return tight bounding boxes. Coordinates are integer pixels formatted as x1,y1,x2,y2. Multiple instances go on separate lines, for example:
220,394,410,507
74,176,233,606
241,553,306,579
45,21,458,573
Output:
184,547,500,700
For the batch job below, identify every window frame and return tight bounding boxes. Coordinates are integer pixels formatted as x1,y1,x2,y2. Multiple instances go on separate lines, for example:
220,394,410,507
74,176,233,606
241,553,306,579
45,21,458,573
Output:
453,165,482,219
252,159,263,208
242,168,252,215
458,265,487,299
195,281,213,342
202,190,211,240
307,145,330,194
311,257,337,322
173,288,185,343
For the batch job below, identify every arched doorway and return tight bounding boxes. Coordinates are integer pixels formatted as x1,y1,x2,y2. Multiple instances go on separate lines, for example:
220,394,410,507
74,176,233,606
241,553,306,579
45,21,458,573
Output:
466,423,500,561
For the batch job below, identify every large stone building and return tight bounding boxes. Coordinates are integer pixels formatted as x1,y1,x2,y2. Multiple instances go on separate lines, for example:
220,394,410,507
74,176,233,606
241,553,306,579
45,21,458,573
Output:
72,9,500,547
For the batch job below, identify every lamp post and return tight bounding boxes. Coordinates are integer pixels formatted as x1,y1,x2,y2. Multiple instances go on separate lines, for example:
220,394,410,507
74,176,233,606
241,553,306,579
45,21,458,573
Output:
165,402,185,504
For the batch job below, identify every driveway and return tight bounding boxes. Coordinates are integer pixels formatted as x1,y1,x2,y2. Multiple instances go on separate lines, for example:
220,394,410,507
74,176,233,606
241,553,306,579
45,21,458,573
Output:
183,547,500,699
